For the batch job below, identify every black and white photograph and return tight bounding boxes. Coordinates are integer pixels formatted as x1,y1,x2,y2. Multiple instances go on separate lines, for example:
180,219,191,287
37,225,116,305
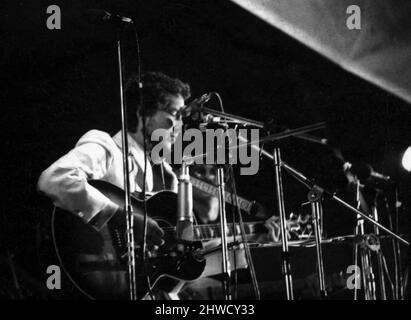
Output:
1,0,410,304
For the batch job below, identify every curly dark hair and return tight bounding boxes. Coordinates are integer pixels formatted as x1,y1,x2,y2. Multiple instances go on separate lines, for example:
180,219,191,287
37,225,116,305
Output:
125,71,191,132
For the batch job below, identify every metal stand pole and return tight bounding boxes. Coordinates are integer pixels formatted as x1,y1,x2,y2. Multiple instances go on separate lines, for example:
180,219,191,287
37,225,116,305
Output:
273,147,294,300
355,220,377,299
353,180,376,300
353,181,361,300
216,166,231,300
307,186,327,298
228,165,261,300
388,186,404,299
372,204,387,300
117,27,137,300
361,236,377,299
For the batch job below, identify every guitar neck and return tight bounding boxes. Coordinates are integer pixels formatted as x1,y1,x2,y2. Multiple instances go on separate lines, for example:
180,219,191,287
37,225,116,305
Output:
193,221,264,241
190,176,254,213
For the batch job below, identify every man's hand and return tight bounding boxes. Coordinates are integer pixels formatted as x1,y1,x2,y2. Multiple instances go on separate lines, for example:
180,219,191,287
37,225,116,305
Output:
132,212,165,247
264,215,291,242
102,207,165,249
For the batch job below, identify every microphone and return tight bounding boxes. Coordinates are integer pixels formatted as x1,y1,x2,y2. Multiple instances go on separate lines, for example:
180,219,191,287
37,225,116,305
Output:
176,163,194,241
85,9,133,25
180,93,212,126
181,93,212,117
296,134,328,146
344,162,391,181
189,93,212,109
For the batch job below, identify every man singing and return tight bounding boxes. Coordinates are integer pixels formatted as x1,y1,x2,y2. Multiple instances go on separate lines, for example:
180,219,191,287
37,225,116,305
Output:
38,71,248,299
38,72,192,246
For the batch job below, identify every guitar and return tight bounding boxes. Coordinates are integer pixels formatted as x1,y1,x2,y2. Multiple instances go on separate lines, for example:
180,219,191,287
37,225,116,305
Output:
189,176,255,214
52,180,205,299
52,180,312,299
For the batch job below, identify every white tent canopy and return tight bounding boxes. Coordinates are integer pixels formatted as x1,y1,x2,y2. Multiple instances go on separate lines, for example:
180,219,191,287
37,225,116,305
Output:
231,0,411,104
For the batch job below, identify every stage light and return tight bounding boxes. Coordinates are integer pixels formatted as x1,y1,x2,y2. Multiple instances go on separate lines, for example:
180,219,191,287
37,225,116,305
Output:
401,146,411,172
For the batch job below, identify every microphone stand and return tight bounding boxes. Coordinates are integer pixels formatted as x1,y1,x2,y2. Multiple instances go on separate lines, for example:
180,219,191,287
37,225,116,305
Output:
278,161,410,300
278,163,409,246
216,165,231,300
229,118,410,301
307,185,327,298
185,108,410,301
214,115,409,246
384,187,404,299
273,147,294,300
193,110,327,300
353,179,376,300
116,25,137,300
177,157,231,300
371,196,387,300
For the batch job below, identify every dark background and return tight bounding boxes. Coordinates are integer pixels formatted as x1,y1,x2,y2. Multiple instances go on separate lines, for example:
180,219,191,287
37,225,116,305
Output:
1,0,409,299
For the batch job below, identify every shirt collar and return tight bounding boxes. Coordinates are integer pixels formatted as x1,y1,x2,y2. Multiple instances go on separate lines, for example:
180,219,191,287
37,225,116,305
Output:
112,131,153,191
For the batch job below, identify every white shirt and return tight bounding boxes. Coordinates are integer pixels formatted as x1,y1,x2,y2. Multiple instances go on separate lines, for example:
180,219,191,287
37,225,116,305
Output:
37,129,159,222
38,129,246,280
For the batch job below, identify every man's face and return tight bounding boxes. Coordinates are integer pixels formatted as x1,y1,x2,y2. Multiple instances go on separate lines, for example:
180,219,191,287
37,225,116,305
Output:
145,94,185,154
